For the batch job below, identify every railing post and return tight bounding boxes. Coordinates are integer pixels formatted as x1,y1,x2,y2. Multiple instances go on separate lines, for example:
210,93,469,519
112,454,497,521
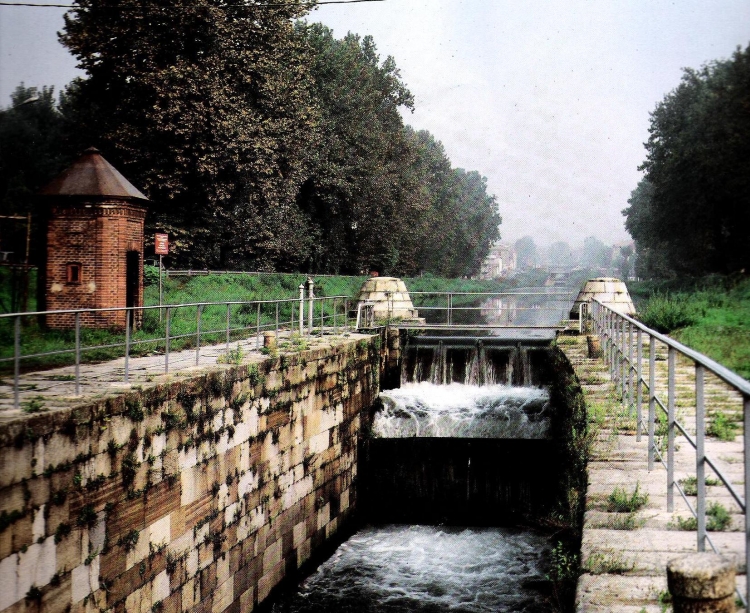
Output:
744,394,750,609
256,303,261,350
307,278,314,337
226,303,231,351
125,308,131,383
299,284,305,336
13,315,20,410
695,363,706,552
345,299,349,331
275,302,279,337
165,307,171,374
609,311,616,382
196,305,202,366
320,298,324,332
447,293,452,325
667,346,676,512
620,317,627,400
649,335,656,471
636,328,643,441
74,312,81,396
333,298,338,334
628,320,634,413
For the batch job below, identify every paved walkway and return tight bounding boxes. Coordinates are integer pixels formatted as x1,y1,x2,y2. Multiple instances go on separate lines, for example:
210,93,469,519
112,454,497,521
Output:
560,335,746,612
0,328,368,425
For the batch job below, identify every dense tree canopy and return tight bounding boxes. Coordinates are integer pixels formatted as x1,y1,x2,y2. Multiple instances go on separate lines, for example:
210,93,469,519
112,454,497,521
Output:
0,85,71,262
60,0,319,269
623,44,750,276
1,2,502,277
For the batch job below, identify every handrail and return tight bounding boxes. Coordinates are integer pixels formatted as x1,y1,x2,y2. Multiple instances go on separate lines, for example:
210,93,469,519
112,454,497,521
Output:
1,294,350,410
590,298,749,607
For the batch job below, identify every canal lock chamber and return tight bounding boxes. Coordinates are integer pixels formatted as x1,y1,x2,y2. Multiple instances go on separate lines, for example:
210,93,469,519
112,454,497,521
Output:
362,335,587,528
270,332,588,613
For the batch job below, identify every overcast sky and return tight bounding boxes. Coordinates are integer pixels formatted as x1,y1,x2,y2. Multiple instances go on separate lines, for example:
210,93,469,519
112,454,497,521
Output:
1,0,749,247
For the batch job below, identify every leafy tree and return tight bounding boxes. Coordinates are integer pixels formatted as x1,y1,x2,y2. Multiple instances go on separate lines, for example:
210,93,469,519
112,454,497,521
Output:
0,85,71,264
406,129,500,277
515,236,537,269
623,44,750,275
60,0,319,269
546,241,575,268
580,236,611,270
296,25,426,275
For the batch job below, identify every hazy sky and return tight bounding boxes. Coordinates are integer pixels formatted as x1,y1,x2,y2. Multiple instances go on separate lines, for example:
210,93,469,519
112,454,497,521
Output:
1,0,749,247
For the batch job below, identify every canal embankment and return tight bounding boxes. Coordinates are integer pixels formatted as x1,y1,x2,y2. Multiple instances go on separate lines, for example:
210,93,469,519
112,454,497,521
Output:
0,330,382,613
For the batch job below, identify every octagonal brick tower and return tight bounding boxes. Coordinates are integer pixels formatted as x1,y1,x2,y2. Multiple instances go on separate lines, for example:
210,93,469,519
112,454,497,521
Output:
39,148,148,329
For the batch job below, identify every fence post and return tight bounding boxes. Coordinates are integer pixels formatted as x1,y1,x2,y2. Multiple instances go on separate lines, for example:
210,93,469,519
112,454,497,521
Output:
75,312,81,396
628,320,634,413
345,299,349,331
226,303,231,351
333,298,338,334
667,346,676,512
610,311,616,379
196,305,202,366
13,315,20,410
256,303,261,350
275,302,279,337
649,335,656,471
299,284,305,336
165,307,171,374
695,363,706,552
636,328,643,441
620,317,627,400
307,278,314,337
125,309,131,383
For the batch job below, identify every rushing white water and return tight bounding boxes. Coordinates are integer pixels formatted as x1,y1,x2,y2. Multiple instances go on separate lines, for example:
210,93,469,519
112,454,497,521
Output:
375,382,551,438
271,525,551,613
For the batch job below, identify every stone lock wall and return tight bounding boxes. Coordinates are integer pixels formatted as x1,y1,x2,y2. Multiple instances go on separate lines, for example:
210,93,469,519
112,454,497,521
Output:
0,337,379,613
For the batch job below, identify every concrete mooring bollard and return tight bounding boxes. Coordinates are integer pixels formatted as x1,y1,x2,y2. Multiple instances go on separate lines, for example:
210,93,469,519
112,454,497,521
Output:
263,331,277,349
587,335,602,359
667,553,736,613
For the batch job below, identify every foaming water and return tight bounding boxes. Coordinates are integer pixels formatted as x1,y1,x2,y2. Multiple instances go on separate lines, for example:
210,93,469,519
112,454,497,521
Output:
271,525,551,613
375,382,550,438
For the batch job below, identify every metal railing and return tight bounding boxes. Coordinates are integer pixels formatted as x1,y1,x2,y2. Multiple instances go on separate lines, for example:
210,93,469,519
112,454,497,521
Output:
590,299,750,606
406,290,579,329
1,294,350,410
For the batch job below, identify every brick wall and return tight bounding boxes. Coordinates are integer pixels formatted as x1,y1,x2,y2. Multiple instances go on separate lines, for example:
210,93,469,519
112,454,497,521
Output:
45,200,146,329
0,337,379,613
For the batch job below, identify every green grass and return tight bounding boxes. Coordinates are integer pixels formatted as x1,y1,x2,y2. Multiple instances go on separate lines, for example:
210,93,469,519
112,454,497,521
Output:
706,409,739,441
607,483,649,513
630,275,750,379
670,501,732,532
0,270,530,374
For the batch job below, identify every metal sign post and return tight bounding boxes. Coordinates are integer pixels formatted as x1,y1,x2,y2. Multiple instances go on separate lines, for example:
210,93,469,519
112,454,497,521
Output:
155,233,169,322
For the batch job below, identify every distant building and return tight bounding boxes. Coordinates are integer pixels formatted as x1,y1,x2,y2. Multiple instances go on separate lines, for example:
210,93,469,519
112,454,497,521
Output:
479,243,517,279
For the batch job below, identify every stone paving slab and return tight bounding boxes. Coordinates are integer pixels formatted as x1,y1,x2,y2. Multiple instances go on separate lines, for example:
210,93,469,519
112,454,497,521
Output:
560,336,747,612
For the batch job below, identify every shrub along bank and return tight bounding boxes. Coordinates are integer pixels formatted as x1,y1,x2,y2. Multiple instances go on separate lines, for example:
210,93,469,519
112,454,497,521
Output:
629,275,750,379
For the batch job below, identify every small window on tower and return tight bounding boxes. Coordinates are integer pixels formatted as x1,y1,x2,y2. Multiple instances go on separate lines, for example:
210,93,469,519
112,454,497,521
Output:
66,263,82,284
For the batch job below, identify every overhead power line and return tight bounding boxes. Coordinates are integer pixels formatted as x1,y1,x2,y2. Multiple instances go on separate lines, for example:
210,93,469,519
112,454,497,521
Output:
0,0,384,7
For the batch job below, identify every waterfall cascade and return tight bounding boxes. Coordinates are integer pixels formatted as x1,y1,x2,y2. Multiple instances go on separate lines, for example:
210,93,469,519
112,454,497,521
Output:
401,339,539,387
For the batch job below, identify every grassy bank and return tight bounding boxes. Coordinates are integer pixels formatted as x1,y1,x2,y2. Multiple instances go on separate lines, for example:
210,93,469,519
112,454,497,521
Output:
1,270,528,374
630,275,750,379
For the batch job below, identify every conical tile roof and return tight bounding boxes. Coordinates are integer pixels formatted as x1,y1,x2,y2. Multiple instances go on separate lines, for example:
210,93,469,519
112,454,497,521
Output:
39,147,148,200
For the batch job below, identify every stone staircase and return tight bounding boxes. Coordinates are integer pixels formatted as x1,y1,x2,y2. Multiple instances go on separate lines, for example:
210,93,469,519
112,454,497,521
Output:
559,335,746,612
